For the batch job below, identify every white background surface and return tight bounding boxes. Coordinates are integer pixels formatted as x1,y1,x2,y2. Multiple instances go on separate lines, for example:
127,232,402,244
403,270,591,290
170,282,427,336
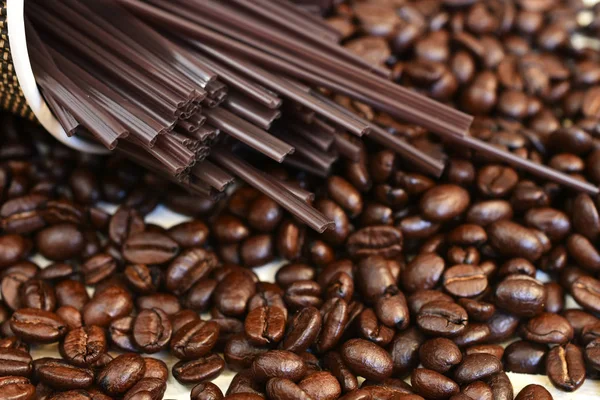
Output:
27,204,600,399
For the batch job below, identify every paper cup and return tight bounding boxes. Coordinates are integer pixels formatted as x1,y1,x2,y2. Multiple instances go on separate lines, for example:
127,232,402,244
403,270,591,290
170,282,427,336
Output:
4,0,109,154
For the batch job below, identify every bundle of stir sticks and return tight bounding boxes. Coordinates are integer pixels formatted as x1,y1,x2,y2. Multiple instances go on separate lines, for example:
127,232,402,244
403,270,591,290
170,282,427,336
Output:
25,0,599,232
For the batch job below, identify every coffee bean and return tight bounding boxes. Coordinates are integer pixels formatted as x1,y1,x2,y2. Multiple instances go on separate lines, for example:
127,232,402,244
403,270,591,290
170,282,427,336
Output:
571,276,600,313
191,381,223,400
417,301,468,337
83,286,133,328
123,377,166,400
35,224,84,261
275,264,316,289
0,376,35,400
419,338,462,374
466,344,505,360
328,176,363,218
297,371,341,400
1,273,28,311
401,253,444,293
32,358,93,391
167,220,209,248
60,326,106,367
494,274,545,317
251,350,306,382
355,256,396,303
546,343,586,392
108,207,144,246
411,368,459,400
515,384,552,400
247,195,283,233
0,194,47,234
240,234,274,268
55,280,89,311
136,293,181,316
522,313,573,345
567,234,600,273
487,220,543,261
132,308,172,353
454,354,502,385
166,249,218,296
504,340,547,374
315,298,349,353
466,200,513,226
419,184,470,222
443,264,487,298
0,235,31,268
347,226,403,259
223,334,267,371
170,319,219,360
0,348,32,377
10,309,66,344
563,309,599,340
81,254,117,286
276,220,305,261
244,306,285,346
284,280,323,311
97,354,146,396
524,207,571,242
281,306,322,353
341,339,393,381
122,232,179,265
457,298,495,322
356,308,394,346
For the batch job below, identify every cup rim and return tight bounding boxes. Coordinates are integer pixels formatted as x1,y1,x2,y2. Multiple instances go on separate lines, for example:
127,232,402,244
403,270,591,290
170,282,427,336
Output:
7,0,110,154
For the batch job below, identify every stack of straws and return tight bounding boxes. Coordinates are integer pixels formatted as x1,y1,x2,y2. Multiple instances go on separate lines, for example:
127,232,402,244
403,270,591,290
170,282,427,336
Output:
26,0,599,232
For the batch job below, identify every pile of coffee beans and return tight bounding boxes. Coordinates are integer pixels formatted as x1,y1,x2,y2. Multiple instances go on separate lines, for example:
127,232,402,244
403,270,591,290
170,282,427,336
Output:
1,0,600,399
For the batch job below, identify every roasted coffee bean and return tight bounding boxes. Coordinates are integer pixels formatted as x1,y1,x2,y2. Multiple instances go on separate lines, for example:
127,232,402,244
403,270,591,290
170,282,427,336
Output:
60,326,106,366
122,232,179,265
0,194,47,234
223,334,267,371
443,264,487,298
401,253,444,293
185,279,217,312
419,184,470,222
284,280,322,311
524,207,571,242
546,344,586,392
10,309,66,344
324,272,354,303
515,384,552,400
276,220,305,261
95,354,145,396
306,239,335,266
0,348,32,377
281,306,322,353
375,291,410,330
35,224,84,261
33,358,94,391
172,354,225,384
486,372,513,400
166,249,218,295
457,298,495,322
355,256,396,303
408,290,454,315
585,339,600,372
388,327,424,379
567,234,600,273
108,207,145,246
328,176,363,218
275,264,315,289
19,279,55,312
477,165,519,197
123,264,161,295
122,377,166,400
341,339,393,381
411,368,459,400
563,309,599,340
571,276,600,313
132,308,172,353
347,226,403,259
487,220,543,261
167,220,209,248
247,195,283,233
55,280,89,311
498,258,536,278
83,286,133,328
141,357,168,382
504,340,547,374
251,350,306,382
109,317,134,352
0,376,35,399
81,254,117,286
466,344,505,360
356,308,394,346
1,273,28,311
297,371,341,400
0,235,31,269
454,354,502,385
417,301,468,337
581,322,600,345
191,381,224,400
244,306,285,346
240,235,274,268
136,293,181,316
522,313,573,345
171,320,219,360
316,298,349,353
55,306,82,331
419,338,462,374
493,274,545,317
